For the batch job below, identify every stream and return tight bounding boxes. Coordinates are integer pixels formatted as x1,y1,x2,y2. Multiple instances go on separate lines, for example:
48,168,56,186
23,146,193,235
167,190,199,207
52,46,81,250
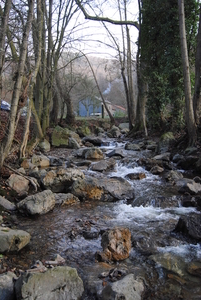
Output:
5,139,201,299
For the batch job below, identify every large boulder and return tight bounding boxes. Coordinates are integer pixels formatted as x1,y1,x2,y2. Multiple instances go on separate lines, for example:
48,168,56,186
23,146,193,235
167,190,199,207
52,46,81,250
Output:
0,271,17,300
15,266,84,300
0,227,30,252
41,168,85,193
97,227,132,261
173,214,201,241
17,190,55,215
75,147,104,160
6,174,29,194
71,176,135,202
54,193,80,206
52,125,81,147
101,274,144,300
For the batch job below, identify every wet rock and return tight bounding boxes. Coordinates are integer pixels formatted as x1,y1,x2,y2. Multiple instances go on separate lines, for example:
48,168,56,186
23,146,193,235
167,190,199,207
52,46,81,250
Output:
0,196,16,211
99,227,132,261
17,190,55,215
82,136,103,146
150,252,187,277
125,172,146,180
0,271,17,300
51,125,81,147
71,176,135,202
0,226,30,252
101,274,144,300
45,254,65,266
54,193,80,206
31,154,50,168
150,165,164,175
173,214,201,240
41,168,85,193
91,158,116,172
6,174,29,195
83,228,100,239
106,149,126,158
15,266,84,300
187,261,201,277
38,139,50,152
194,176,201,184
125,143,141,151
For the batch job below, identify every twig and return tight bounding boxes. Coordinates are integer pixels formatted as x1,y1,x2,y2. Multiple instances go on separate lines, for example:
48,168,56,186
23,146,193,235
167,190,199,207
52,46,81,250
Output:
4,163,39,191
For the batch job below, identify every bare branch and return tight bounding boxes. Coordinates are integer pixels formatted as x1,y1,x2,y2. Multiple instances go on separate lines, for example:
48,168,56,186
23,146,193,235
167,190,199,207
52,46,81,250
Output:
75,0,139,30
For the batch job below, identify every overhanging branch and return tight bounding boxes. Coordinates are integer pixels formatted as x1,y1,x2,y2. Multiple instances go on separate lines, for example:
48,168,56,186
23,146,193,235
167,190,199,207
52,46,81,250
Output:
75,0,139,30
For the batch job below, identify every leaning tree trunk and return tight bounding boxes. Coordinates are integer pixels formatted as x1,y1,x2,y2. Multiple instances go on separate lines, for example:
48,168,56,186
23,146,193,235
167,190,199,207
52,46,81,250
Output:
178,0,197,146
0,0,34,171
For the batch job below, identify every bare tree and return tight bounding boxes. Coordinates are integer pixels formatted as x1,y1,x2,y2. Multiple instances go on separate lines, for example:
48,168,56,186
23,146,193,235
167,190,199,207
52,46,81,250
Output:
0,0,34,170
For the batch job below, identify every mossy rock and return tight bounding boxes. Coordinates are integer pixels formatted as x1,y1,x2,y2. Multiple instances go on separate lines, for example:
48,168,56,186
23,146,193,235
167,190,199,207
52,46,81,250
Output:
76,126,91,137
52,126,81,147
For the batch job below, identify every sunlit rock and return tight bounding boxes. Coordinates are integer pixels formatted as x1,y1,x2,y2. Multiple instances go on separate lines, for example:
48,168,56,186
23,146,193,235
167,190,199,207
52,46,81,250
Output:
97,227,132,261
41,168,85,193
0,227,30,252
6,174,29,194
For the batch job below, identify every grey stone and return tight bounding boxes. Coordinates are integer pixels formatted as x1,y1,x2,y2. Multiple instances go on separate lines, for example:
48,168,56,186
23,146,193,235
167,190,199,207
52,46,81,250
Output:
0,196,16,211
17,190,55,215
15,266,84,300
0,271,17,300
0,226,30,252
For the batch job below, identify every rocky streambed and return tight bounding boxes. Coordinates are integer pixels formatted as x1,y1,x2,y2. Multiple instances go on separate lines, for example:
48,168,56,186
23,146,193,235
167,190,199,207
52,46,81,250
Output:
0,129,201,299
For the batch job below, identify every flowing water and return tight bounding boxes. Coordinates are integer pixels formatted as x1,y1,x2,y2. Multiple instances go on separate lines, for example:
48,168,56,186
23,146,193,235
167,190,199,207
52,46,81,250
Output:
5,140,201,299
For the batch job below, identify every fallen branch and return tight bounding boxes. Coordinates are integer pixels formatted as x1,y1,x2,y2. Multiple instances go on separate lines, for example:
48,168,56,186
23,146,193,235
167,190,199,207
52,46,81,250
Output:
4,163,40,191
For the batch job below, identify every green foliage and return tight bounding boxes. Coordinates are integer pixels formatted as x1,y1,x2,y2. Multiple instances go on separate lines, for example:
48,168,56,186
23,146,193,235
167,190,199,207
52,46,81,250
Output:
141,0,199,129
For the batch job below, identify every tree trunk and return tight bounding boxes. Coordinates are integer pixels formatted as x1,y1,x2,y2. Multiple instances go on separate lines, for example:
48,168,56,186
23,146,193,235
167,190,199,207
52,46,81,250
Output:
0,0,12,102
65,93,75,125
193,5,201,125
178,0,197,145
0,0,34,171
20,0,43,158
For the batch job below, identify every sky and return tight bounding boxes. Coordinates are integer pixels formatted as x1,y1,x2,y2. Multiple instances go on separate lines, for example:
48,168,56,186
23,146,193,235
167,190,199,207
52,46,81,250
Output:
70,0,139,59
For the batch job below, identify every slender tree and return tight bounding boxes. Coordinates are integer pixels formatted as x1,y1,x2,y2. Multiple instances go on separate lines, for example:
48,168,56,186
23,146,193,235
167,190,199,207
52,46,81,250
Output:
178,0,197,145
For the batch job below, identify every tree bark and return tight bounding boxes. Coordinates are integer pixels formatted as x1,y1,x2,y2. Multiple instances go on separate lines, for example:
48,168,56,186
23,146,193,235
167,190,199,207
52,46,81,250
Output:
0,0,34,171
193,4,201,125
0,0,12,102
178,0,197,145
